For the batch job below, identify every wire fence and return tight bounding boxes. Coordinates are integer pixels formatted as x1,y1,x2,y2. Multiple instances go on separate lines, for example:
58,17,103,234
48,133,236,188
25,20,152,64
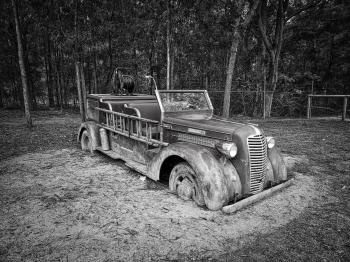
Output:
137,75,310,118
208,90,306,117
308,95,349,119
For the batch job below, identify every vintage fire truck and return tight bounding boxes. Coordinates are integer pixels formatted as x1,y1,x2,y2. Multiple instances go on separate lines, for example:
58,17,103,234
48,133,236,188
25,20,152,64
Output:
77,72,290,212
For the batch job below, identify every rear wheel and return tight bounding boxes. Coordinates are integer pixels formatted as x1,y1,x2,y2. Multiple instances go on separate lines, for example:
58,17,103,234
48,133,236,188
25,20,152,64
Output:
80,130,92,152
169,162,205,206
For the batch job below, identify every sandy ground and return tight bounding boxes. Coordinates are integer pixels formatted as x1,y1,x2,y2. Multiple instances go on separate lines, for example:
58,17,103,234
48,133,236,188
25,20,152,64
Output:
0,146,328,261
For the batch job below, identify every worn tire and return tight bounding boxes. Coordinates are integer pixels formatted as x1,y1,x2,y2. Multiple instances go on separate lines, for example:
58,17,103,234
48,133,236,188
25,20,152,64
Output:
80,130,93,153
169,162,205,206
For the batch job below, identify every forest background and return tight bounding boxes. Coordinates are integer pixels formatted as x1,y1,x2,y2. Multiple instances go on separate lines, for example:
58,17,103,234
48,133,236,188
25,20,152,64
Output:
1,0,349,126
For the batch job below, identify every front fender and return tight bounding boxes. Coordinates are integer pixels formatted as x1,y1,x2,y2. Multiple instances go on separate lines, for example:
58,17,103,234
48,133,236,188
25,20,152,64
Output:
147,142,242,210
77,121,101,150
267,147,287,182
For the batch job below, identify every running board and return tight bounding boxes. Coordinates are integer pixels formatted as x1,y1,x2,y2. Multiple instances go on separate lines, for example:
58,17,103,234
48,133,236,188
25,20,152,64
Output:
125,160,147,175
95,147,122,159
96,147,147,175
222,179,294,214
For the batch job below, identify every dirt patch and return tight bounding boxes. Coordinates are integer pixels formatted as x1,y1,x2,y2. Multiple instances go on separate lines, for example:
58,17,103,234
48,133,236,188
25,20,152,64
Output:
0,149,327,261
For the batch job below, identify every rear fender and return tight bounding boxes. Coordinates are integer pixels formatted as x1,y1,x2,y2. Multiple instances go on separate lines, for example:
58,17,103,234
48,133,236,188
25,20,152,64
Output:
267,147,287,182
77,121,101,150
147,142,241,210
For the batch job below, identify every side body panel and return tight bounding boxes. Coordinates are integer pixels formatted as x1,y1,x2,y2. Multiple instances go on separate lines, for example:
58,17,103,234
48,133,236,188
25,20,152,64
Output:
109,132,153,164
147,142,242,210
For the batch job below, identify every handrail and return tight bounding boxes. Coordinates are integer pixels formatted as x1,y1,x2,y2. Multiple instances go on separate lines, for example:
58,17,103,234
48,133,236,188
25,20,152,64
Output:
95,107,159,124
97,124,167,147
95,107,168,146
124,104,141,117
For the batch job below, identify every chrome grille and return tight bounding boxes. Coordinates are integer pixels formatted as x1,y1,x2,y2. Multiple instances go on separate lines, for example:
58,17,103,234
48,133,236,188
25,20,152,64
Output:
247,134,267,194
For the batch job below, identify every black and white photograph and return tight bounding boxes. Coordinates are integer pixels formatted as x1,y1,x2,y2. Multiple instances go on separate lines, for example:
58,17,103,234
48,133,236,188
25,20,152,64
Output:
0,0,349,261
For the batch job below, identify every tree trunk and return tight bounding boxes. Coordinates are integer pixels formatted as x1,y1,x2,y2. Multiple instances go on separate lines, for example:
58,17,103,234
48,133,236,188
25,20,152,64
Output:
56,71,63,110
205,51,211,90
258,0,288,117
59,48,66,108
253,48,264,117
262,43,267,118
253,83,260,117
88,62,92,94
53,47,60,108
222,0,259,118
55,48,63,111
74,0,84,121
75,62,85,121
133,43,138,91
0,85,3,108
156,65,161,91
264,91,274,117
64,77,69,108
102,31,114,91
91,27,98,94
12,0,32,128
22,30,35,111
148,51,154,94
205,74,210,90
108,30,113,80
93,51,98,93
45,28,54,107
166,0,172,90
13,80,23,109
264,50,280,117
44,35,51,107
222,25,240,118
170,44,175,89
80,63,87,116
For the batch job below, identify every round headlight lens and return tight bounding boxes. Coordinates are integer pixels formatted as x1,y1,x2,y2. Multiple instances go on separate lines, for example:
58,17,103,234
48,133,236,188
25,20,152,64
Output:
216,142,237,158
266,136,275,149
227,143,237,158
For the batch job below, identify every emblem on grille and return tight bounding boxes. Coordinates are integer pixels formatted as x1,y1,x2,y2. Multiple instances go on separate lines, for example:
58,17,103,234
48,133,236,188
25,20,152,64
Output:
188,128,206,136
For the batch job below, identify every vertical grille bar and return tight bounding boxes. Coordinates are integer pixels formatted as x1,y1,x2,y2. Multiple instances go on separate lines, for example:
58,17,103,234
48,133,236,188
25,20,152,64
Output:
247,134,267,194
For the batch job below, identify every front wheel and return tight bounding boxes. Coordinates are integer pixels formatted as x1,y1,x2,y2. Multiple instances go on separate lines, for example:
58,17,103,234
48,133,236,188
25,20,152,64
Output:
169,162,205,206
80,130,93,152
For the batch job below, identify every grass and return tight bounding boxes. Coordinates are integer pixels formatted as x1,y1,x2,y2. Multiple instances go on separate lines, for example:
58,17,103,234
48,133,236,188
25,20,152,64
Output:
0,109,79,160
224,119,350,261
0,110,349,261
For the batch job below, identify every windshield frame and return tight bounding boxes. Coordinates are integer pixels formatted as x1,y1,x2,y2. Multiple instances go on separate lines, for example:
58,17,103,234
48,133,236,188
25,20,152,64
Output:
155,90,213,122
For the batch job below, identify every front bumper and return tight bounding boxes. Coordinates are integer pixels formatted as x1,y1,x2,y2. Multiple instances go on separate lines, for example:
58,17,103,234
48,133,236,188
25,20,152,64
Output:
222,179,294,214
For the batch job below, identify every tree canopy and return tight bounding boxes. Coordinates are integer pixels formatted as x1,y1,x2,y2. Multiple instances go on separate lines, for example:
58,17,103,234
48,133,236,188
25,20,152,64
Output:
1,0,349,118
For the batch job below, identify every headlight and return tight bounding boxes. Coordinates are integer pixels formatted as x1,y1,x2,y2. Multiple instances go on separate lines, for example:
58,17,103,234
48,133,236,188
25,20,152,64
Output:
215,142,237,158
266,136,275,149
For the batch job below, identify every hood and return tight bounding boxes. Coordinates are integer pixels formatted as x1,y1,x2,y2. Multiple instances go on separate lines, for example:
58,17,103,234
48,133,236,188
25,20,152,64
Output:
164,115,261,141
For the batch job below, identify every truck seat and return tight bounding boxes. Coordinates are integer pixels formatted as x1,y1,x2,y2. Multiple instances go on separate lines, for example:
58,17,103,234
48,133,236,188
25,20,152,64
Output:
126,101,161,122
109,102,124,112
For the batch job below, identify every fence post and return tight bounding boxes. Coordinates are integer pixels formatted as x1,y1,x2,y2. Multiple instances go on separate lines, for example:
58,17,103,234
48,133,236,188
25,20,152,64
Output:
343,97,348,121
307,95,312,119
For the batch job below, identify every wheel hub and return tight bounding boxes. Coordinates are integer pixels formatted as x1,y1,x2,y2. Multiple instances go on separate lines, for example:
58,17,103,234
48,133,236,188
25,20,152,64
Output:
177,178,193,200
